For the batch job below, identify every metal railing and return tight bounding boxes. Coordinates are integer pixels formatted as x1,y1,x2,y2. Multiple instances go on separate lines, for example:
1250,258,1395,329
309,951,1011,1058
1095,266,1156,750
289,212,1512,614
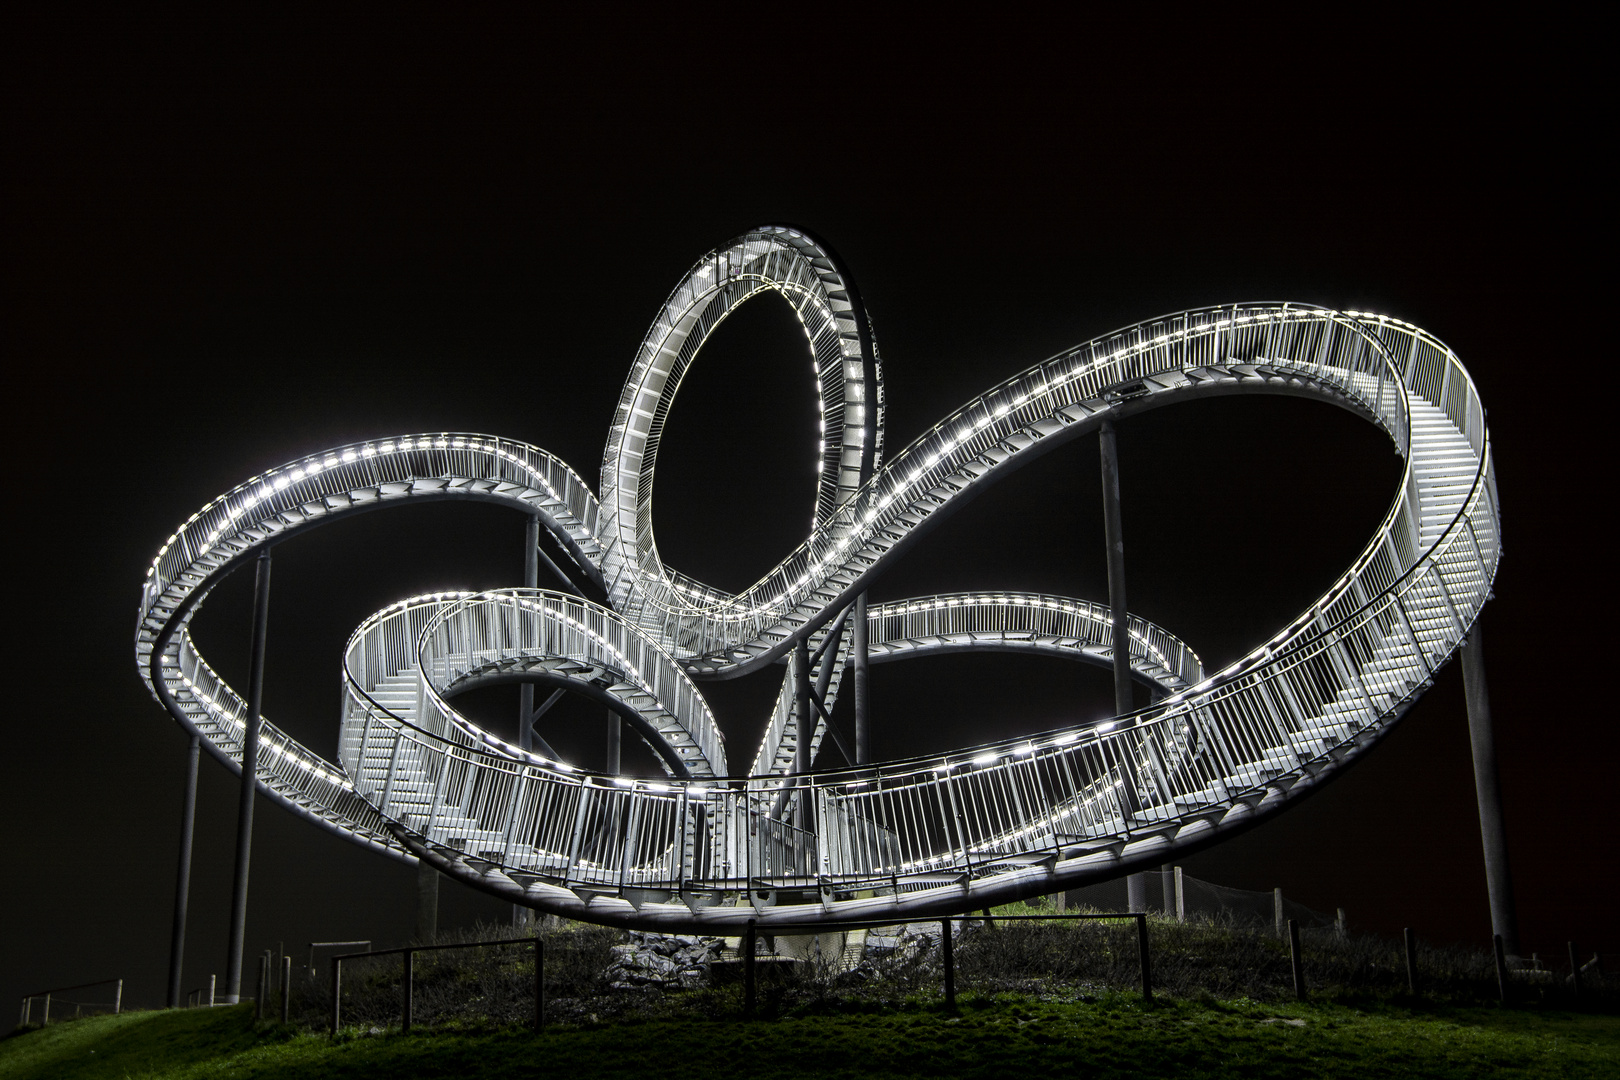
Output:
18,978,122,1027
136,276,1496,930
734,912,1153,1015
329,937,543,1035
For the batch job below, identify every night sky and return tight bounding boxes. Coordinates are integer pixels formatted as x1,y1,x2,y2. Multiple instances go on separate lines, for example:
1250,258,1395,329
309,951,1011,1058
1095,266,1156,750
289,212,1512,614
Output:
5,10,1608,1023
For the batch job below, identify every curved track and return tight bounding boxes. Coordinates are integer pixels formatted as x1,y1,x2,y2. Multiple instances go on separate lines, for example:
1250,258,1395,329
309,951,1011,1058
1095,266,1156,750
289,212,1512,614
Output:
137,226,1498,930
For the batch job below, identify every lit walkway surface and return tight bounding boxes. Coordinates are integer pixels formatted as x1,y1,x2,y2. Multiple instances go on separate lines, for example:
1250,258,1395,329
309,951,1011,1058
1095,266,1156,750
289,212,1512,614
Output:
136,227,1498,930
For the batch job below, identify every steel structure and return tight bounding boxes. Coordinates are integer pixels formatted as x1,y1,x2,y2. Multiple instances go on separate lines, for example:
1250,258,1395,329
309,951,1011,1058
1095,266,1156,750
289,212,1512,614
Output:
137,226,1499,932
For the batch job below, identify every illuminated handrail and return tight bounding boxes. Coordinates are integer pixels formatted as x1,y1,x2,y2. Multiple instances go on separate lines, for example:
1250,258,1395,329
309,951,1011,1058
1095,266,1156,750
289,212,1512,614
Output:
865,593,1202,691
606,304,1416,669
135,229,1496,928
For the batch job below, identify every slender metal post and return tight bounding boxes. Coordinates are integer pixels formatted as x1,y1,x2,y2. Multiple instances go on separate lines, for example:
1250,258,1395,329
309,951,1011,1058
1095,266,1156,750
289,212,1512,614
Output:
1404,927,1418,994
41,994,48,1026
743,920,757,1019
167,732,201,1008
330,959,341,1034
225,548,272,1003
1126,874,1147,912
280,956,291,1024
512,516,542,929
1101,419,1146,909
208,974,215,1007
1289,919,1305,1000
402,950,413,1033
605,710,621,774
794,638,813,827
533,938,545,1032
1274,887,1284,938
520,514,539,753
941,919,956,1010
114,979,123,1015
255,954,267,1019
1463,630,1519,956
1174,866,1185,923
853,592,869,763
851,388,875,765
415,861,439,942
1099,418,1132,715
1137,915,1153,1001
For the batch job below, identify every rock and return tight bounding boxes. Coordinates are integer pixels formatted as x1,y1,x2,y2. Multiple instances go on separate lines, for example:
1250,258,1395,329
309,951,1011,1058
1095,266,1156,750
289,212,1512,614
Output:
606,932,728,988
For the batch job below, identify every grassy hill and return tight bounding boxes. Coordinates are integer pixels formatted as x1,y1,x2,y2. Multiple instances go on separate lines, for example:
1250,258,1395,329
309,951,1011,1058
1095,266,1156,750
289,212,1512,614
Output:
5,997,1617,1079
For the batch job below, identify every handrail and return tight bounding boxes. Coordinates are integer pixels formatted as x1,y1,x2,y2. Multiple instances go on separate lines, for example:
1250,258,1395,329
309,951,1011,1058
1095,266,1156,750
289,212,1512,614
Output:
136,229,1497,932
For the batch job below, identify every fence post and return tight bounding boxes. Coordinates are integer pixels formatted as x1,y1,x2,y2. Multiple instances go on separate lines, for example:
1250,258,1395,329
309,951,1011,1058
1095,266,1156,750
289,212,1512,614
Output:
533,938,545,1032
330,959,342,1036
1288,919,1305,1000
1274,888,1284,939
402,950,414,1034
743,920,757,1020
1568,942,1581,1000
1336,908,1347,940
1404,928,1418,994
114,979,123,1015
1137,915,1153,1001
41,994,49,1026
256,954,267,1019
281,957,291,1024
208,974,215,1008
942,919,956,1011
1174,867,1185,923
1493,934,1511,1005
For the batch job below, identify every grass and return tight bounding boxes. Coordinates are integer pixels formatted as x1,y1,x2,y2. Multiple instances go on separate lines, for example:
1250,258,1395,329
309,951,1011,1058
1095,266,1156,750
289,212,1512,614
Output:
11,911,1611,1077
5,996,1617,1079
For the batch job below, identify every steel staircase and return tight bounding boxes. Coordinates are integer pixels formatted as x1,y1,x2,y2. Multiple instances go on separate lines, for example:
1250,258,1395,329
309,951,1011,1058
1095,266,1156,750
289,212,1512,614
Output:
137,229,1497,933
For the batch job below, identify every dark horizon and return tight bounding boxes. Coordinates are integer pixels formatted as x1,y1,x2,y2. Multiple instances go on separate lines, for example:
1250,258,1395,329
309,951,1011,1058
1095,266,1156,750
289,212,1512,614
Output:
4,9,1607,1025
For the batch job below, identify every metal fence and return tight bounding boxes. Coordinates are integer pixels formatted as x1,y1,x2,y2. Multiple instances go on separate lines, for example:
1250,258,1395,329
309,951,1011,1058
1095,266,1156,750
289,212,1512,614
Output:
17,978,121,1027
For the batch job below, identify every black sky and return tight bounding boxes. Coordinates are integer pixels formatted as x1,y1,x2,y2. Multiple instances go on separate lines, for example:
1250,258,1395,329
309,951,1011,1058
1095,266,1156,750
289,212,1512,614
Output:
3,9,1609,1023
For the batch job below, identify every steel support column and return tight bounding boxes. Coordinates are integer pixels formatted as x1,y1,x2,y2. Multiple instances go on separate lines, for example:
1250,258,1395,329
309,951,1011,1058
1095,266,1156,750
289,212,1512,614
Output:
605,710,621,774
224,547,272,1004
794,638,813,827
514,513,540,928
853,592,870,764
415,860,439,942
1099,418,1132,713
1463,628,1519,955
166,732,201,1008
851,395,875,765
519,513,539,753
1101,418,1146,913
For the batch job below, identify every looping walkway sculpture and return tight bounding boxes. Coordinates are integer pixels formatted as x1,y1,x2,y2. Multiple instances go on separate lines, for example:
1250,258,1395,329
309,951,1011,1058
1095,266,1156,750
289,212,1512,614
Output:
138,226,1499,931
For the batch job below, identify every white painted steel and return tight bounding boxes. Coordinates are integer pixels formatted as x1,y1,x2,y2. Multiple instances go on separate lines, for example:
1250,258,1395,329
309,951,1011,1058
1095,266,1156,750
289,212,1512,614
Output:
136,228,1498,931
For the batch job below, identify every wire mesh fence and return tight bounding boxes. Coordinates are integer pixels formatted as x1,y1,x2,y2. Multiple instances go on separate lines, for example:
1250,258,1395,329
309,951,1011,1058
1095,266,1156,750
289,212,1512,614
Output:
1063,869,1341,937
263,893,1613,1035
